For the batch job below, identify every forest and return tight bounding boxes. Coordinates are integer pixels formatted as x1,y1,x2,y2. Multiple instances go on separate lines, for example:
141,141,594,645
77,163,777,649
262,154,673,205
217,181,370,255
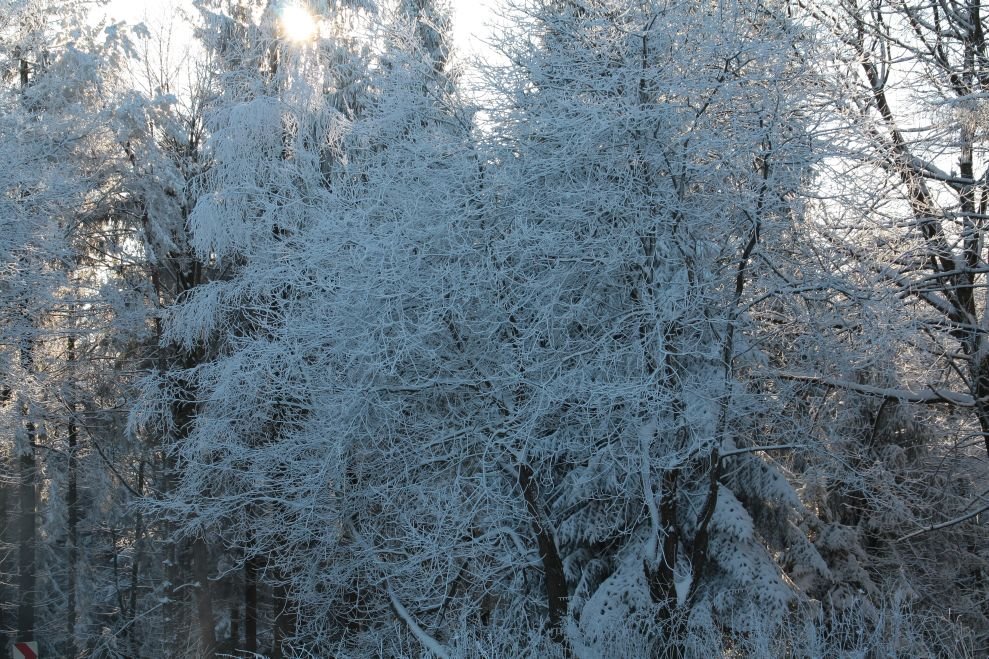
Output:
0,0,987,656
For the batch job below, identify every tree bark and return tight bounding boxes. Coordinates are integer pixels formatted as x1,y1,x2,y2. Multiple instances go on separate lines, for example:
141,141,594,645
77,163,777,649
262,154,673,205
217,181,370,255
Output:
17,419,36,642
516,463,568,646
129,461,145,657
0,469,8,650
245,555,259,654
271,581,294,659
192,536,216,656
66,335,78,658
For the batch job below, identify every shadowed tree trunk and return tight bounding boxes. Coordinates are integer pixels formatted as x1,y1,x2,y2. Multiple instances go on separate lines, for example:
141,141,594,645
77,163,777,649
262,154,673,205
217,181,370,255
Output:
271,580,294,659
129,461,145,656
516,463,568,647
192,536,216,656
17,416,35,643
66,334,78,657
245,555,259,654
0,470,8,650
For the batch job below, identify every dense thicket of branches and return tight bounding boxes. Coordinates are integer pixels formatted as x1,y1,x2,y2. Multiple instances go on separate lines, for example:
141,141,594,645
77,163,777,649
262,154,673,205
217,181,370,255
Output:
0,0,987,656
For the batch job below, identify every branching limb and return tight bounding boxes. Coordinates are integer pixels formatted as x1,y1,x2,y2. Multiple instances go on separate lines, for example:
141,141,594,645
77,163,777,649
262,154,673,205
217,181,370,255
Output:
778,372,975,406
898,502,989,542
387,585,451,659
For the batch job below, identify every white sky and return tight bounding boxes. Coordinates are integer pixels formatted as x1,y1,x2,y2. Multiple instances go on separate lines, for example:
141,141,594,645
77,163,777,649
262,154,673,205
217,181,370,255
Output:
103,0,500,63
449,0,499,62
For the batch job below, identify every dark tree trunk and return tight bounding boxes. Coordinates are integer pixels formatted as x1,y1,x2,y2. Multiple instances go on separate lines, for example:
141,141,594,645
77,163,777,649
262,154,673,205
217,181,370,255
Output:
129,461,145,656
646,468,679,605
516,463,568,646
0,459,9,650
18,55,27,88
66,336,78,658
192,536,216,656
17,420,36,642
245,555,259,654
972,356,989,457
271,581,294,659
229,605,240,654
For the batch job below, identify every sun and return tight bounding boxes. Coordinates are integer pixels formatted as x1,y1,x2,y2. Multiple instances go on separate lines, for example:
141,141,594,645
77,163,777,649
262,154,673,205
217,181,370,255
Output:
280,4,318,42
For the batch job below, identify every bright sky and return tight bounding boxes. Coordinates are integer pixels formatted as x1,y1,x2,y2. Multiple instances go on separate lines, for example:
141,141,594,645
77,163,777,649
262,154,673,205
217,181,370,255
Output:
450,0,499,62
103,0,500,64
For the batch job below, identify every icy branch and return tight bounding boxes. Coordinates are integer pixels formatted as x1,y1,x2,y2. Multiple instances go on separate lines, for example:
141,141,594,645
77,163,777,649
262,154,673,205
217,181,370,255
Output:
387,586,451,659
778,373,975,407
898,502,989,542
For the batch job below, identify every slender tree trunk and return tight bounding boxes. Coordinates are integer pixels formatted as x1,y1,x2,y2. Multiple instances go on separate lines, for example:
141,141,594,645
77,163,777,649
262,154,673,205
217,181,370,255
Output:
192,536,216,656
646,468,679,603
17,418,36,642
66,335,78,657
229,605,239,655
516,463,568,648
168,259,217,654
161,487,180,655
271,581,294,659
18,54,27,88
0,461,9,650
970,354,989,457
16,330,36,643
245,555,259,654
129,461,145,656
154,317,183,654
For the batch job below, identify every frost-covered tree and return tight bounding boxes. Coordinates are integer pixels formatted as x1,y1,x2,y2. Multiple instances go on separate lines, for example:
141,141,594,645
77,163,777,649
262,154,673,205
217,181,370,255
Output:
476,0,959,653
0,0,983,654
0,3,148,654
480,0,827,652
789,0,989,647
143,0,968,653
134,0,383,655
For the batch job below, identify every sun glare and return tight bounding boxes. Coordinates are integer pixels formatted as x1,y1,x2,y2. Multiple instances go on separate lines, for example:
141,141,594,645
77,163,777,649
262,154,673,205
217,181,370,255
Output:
280,5,317,42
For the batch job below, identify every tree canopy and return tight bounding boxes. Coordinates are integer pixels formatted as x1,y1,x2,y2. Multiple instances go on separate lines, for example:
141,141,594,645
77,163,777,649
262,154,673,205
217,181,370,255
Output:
0,0,986,656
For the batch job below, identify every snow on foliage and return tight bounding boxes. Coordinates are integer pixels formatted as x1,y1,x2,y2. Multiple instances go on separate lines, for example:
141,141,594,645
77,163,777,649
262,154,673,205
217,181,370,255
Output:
0,0,981,655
